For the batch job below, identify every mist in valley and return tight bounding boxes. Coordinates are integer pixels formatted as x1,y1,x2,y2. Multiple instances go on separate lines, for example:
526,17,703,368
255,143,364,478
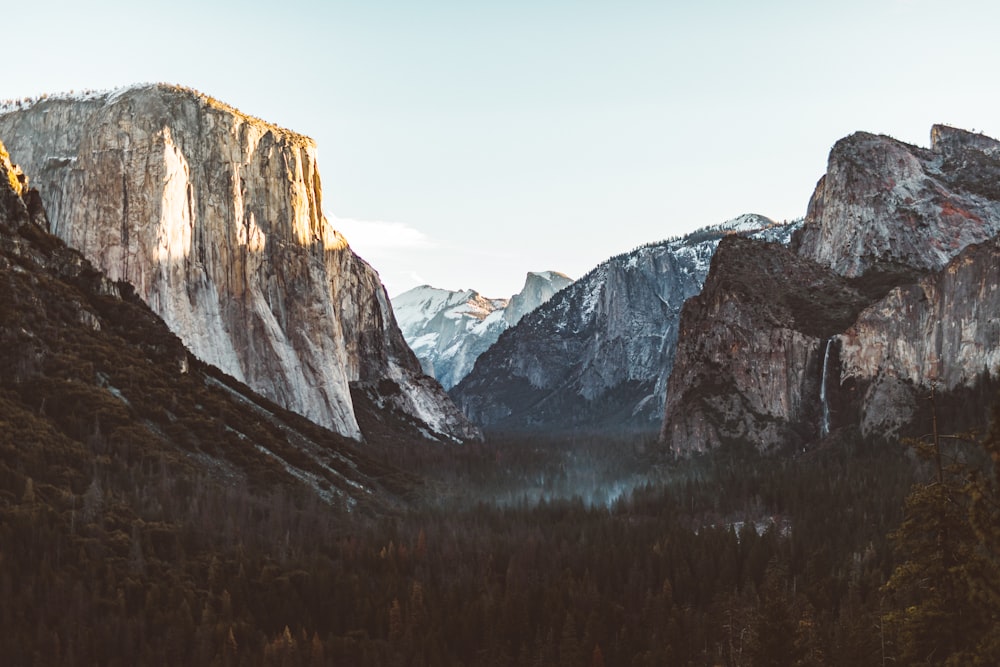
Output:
394,431,665,511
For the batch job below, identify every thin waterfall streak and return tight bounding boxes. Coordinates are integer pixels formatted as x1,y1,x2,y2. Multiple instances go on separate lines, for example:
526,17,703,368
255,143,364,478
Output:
820,338,832,437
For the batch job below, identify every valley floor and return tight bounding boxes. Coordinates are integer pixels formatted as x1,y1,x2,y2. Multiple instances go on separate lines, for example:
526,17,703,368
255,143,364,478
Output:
9,417,1000,666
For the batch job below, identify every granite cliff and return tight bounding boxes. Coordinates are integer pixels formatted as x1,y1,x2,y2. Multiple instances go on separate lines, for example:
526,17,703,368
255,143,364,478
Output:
451,215,798,433
837,239,1000,438
0,84,479,443
0,138,415,512
795,125,1000,276
662,125,1000,453
503,271,573,326
660,235,884,453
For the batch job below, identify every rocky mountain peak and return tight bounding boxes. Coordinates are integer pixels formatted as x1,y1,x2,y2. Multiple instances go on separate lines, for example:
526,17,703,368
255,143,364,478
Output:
930,123,1000,157
663,125,1000,454
392,270,571,391
503,271,572,326
0,84,479,443
794,126,1000,278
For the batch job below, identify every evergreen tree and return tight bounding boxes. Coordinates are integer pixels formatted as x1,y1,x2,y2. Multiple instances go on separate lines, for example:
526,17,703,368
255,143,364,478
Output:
748,562,798,667
882,394,1000,665
558,611,583,667
590,643,606,667
955,397,1000,664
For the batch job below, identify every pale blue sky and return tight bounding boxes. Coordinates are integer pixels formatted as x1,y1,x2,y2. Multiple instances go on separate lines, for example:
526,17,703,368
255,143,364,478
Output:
5,1,1000,297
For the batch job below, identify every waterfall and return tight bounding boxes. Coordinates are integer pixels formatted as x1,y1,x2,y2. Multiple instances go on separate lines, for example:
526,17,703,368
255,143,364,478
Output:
820,338,833,437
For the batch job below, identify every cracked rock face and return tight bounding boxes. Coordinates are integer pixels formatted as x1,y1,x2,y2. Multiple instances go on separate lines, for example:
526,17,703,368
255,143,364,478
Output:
838,239,1000,438
0,84,479,442
659,235,874,453
451,215,797,433
795,125,1000,277
662,126,1000,454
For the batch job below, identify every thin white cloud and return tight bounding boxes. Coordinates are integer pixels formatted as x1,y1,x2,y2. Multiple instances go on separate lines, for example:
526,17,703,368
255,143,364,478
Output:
331,216,436,252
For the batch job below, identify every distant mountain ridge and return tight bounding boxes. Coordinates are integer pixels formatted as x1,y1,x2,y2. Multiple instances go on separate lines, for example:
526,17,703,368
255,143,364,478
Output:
392,271,572,390
450,214,800,433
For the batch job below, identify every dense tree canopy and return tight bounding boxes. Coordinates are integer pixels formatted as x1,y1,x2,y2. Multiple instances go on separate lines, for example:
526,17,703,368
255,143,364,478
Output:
1,423,933,666
882,397,1000,665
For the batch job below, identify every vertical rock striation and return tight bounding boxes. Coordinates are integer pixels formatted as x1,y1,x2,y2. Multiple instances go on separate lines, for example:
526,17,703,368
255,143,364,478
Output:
795,125,1000,277
838,240,1000,438
660,236,872,453
451,215,798,433
0,84,479,442
662,126,1000,453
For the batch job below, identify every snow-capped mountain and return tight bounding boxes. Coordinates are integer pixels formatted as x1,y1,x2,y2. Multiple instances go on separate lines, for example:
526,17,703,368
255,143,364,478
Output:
503,271,573,325
450,214,800,432
393,271,572,390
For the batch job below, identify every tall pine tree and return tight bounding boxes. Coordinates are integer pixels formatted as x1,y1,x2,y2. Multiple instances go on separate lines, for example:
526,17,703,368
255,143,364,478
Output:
883,393,1000,665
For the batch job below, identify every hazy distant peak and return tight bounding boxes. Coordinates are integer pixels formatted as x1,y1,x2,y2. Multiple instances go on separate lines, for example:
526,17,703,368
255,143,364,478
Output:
392,270,573,389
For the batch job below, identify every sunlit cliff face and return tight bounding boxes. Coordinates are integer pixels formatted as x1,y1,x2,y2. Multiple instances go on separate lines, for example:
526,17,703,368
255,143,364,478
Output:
158,127,193,263
0,84,481,444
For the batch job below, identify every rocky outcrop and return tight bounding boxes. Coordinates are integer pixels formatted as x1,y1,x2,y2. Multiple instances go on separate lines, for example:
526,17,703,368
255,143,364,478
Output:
0,141,32,225
392,271,572,390
0,141,47,230
503,271,572,326
0,139,416,511
663,126,1000,454
838,239,1000,438
0,84,479,442
795,125,1000,277
660,236,874,453
451,215,798,432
